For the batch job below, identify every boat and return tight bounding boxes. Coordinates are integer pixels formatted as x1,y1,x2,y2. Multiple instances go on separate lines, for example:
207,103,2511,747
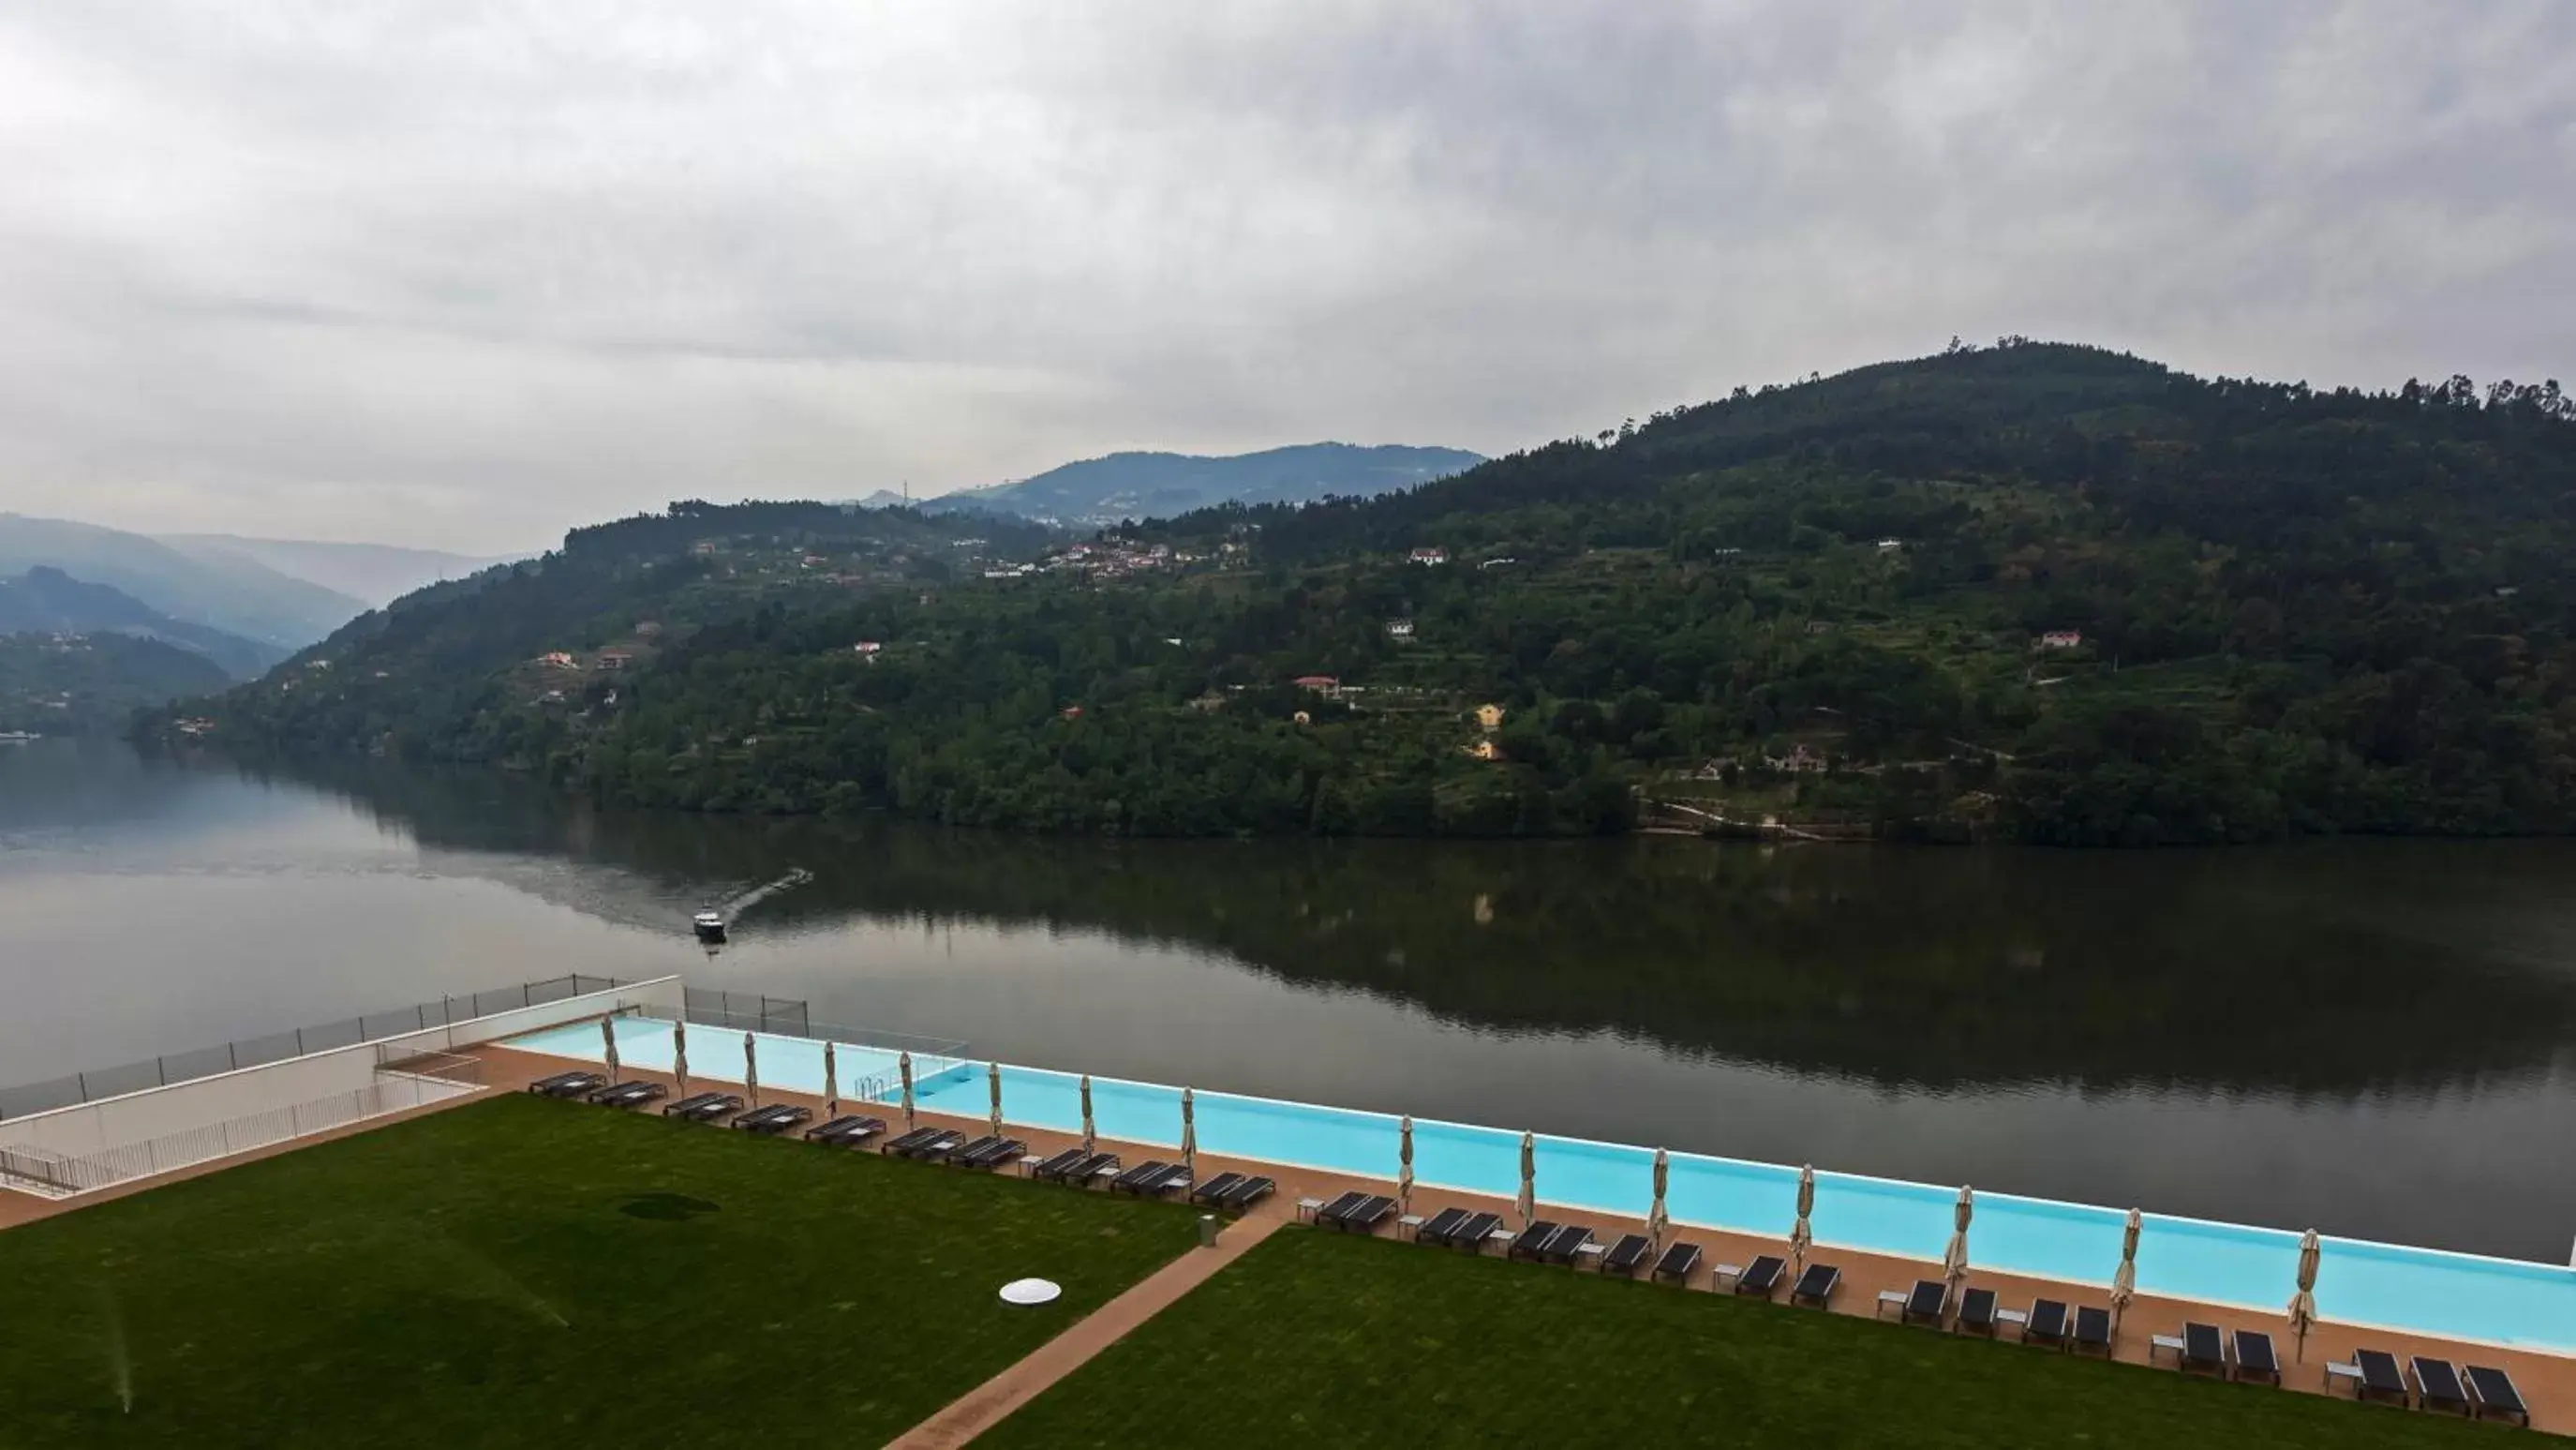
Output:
692,910,728,942
0,730,38,744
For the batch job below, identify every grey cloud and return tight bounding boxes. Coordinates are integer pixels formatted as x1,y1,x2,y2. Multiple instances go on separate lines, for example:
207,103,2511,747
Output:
0,1,2569,552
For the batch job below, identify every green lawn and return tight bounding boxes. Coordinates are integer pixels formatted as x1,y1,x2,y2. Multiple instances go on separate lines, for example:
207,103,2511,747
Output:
0,1093,1198,1448
989,1229,2502,1449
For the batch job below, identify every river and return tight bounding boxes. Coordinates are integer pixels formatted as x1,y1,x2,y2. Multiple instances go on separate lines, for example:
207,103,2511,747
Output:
4,737,2574,1263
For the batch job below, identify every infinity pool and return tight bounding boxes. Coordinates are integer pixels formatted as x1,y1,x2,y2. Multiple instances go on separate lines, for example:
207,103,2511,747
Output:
512,1018,2576,1353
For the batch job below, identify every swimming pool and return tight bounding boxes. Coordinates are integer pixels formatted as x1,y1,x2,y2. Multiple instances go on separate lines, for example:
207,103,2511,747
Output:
510,1019,2576,1353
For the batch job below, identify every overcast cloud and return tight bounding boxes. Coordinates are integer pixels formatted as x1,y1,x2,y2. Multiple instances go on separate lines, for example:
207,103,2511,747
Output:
0,2,2569,554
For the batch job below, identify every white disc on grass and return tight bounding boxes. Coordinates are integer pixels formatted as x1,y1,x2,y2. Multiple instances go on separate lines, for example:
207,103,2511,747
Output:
998,1278,1062,1306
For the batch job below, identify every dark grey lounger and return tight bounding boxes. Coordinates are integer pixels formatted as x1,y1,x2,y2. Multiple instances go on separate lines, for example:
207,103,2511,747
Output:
663,1092,743,1121
2177,1323,2225,1376
1790,1263,1840,1308
1956,1286,1997,1336
1215,1175,1273,1210
890,1129,964,1159
2072,1305,2113,1354
2466,1366,2529,1425
735,1104,812,1135
1735,1255,1786,1298
1415,1206,1472,1246
2231,1329,2279,1383
1541,1224,1594,1263
2352,1349,2407,1406
880,1125,948,1156
1600,1234,1652,1277
1112,1160,1187,1195
1191,1172,1249,1205
1330,1195,1396,1233
2412,1357,2470,1416
1455,1212,1504,1252
588,1081,666,1109
1901,1278,1947,1326
530,1071,607,1099
1652,1241,1703,1284
1025,1147,1090,1179
804,1114,886,1145
1510,1220,1560,1261
2024,1298,2070,1347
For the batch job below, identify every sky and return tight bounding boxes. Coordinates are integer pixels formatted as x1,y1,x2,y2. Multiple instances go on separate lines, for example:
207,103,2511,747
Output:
0,3,2570,556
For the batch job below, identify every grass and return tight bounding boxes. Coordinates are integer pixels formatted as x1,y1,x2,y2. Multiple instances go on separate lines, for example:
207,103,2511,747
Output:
0,1093,1198,1448
988,1229,2502,1449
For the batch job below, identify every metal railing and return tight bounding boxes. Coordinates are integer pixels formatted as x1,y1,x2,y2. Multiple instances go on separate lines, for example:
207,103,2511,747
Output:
0,1057,484,1196
682,987,812,1037
0,975,622,1121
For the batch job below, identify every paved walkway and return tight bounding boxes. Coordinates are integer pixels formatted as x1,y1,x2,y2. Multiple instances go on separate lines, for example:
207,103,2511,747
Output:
885,1213,1286,1450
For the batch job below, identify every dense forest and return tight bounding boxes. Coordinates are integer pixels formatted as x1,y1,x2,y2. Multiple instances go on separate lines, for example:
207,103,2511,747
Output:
2,633,231,733
156,340,2576,845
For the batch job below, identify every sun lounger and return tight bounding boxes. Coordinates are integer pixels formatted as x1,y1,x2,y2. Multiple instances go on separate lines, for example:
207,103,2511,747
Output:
2231,1330,2279,1384
1415,1206,1472,1246
1601,1234,1652,1277
588,1081,667,1109
1328,1195,1397,1234
1191,1173,1250,1205
1955,1287,1997,1336
2023,1299,2070,1348
804,1114,886,1145
1734,1255,1786,1298
2331,1350,2407,1406
1652,1241,1703,1284
2162,1323,2223,1376
2466,1366,2529,1426
1510,1220,1560,1261
1072,1152,1123,1186
1540,1224,1594,1263
663,1091,743,1122
951,1137,1026,1170
1112,1161,1190,1197
2072,1305,2113,1355
1215,1175,1273,1210
1898,1278,1947,1326
888,1128,964,1159
2412,1358,2470,1416
1790,1263,1840,1308
880,1125,947,1156
1456,1213,1505,1253
734,1104,813,1135
529,1070,607,1099
1025,1147,1091,1179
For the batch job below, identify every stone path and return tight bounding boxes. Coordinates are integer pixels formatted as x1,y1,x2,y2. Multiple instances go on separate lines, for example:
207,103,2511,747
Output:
884,1213,1285,1449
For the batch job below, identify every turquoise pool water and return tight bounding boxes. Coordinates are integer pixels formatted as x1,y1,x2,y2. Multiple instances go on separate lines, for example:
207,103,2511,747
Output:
511,1019,2576,1353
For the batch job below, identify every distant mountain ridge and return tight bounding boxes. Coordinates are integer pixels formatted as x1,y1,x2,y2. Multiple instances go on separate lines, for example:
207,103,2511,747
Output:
156,535,515,610
0,514,365,650
0,567,278,679
904,442,1484,527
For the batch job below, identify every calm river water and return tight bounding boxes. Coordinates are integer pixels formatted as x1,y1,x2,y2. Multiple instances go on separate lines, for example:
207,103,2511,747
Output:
5,738,2575,1262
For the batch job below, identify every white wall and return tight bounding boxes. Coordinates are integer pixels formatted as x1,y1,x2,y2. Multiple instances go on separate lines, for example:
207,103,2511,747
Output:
0,977,681,1159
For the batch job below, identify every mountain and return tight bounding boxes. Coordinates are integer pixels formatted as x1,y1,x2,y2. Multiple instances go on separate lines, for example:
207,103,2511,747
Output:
156,535,519,610
918,442,1484,527
163,342,2576,845
0,515,365,650
0,567,280,679
0,631,232,734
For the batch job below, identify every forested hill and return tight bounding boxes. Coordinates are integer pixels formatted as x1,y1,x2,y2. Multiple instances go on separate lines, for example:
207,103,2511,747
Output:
160,341,2576,845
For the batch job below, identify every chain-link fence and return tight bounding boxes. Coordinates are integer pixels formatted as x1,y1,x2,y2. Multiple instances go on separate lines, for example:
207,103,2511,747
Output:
0,974,623,1121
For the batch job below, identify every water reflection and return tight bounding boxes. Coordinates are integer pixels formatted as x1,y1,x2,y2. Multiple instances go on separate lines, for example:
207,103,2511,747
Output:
243,750,2576,1100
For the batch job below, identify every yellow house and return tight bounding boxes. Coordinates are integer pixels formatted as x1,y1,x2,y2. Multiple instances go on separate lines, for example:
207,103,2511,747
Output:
1475,703,1504,732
